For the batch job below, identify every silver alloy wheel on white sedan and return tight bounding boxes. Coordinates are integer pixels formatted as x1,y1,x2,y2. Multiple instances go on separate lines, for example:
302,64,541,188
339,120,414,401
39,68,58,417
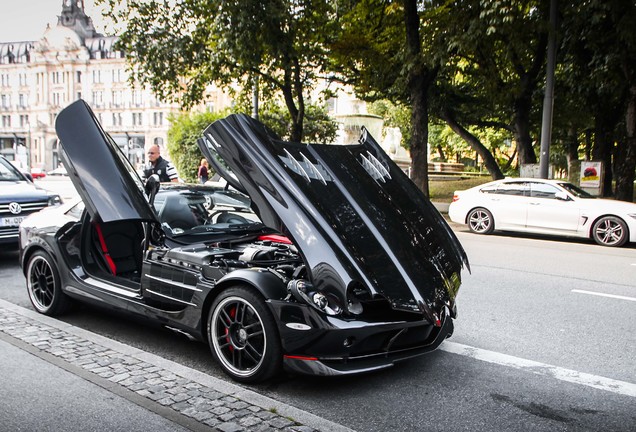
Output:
592,216,628,247
467,208,495,234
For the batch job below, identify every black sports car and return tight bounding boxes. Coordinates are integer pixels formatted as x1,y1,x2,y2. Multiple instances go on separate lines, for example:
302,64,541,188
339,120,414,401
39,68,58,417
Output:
19,100,469,383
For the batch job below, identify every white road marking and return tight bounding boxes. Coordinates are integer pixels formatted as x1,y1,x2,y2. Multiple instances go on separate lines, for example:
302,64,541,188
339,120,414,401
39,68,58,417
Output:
571,289,636,302
441,341,636,398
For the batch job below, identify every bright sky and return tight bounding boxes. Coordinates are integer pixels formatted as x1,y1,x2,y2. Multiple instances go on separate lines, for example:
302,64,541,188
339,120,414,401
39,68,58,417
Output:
0,0,110,42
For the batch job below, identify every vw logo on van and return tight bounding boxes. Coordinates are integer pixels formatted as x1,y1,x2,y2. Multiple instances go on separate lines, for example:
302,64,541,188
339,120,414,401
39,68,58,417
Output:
8,202,22,214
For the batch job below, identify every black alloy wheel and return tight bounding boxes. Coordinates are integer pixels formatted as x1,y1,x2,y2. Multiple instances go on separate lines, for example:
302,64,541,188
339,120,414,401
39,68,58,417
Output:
26,250,72,315
467,207,495,234
207,286,282,383
592,216,628,247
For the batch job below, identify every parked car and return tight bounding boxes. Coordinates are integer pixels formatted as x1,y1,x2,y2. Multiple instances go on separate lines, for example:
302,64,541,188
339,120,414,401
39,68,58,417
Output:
19,100,468,382
47,166,68,176
0,155,62,246
30,167,47,179
448,177,636,247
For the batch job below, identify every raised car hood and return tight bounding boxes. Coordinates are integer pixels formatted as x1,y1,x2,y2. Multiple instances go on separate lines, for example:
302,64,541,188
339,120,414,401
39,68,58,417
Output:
55,100,156,223
200,114,468,316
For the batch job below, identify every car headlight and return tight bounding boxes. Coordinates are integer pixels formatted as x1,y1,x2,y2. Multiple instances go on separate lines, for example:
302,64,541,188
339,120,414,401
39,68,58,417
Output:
287,279,342,316
48,194,63,206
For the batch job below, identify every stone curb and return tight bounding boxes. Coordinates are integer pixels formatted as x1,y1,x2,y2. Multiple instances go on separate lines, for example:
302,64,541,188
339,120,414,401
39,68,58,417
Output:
0,299,354,432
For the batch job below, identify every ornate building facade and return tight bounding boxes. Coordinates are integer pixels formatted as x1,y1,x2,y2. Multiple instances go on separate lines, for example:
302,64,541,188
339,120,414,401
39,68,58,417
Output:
0,0,410,174
0,0,183,171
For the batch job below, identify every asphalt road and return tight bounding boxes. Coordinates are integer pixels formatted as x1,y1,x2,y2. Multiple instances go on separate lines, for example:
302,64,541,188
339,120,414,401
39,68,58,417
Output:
2,224,635,431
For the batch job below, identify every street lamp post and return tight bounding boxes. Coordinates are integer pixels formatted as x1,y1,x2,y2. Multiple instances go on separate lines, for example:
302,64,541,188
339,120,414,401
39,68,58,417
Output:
539,0,558,179
27,119,32,169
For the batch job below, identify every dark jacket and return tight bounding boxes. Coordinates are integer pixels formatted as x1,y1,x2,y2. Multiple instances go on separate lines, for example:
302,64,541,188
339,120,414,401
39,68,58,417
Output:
143,156,177,182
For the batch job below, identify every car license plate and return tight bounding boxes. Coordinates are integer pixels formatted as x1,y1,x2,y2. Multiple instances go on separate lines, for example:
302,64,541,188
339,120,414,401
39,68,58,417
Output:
1,216,26,227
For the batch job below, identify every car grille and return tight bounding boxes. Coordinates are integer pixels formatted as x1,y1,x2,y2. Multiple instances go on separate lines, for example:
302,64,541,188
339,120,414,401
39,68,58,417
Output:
0,200,48,240
0,202,48,213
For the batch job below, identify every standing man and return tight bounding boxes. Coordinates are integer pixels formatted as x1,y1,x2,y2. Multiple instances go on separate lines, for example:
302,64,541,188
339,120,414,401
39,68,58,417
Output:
143,145,178,182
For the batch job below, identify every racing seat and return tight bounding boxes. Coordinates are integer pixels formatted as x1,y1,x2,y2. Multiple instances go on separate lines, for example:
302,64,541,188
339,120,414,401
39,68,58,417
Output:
93,220,144,278
216,211,249,225
159,195,199,230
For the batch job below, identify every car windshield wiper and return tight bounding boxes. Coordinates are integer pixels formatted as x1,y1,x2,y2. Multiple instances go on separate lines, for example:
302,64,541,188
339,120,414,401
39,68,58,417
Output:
171,223,270,237
171,225,225,237
229,222,264,230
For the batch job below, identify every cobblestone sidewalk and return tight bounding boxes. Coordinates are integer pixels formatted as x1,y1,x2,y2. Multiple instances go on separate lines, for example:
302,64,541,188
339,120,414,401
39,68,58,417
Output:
0,300,353,432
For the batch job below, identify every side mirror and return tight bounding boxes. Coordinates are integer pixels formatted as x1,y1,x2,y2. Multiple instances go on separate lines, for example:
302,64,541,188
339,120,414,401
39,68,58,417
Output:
144,174,161,206
555,191,570,201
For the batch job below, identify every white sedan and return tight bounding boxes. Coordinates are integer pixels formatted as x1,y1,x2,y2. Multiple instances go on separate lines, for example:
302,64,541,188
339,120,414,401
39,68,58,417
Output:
448,178,636,247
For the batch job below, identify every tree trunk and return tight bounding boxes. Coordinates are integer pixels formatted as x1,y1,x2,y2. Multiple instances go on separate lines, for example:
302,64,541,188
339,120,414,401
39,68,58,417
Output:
565,125,579,177
404,0,431,196
503,146,517,172
281,69,303,142
436,145,446,161
614,85,636,202
592,109,616,197
584,129,592,161
513,95,537,165
441,110,504,180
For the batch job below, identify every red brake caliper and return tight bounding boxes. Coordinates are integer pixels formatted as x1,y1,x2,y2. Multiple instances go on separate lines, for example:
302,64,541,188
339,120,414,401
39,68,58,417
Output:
226,306,236,351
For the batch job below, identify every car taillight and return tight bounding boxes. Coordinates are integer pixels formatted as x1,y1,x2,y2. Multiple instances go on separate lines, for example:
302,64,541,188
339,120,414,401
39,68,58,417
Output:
452,194,459,202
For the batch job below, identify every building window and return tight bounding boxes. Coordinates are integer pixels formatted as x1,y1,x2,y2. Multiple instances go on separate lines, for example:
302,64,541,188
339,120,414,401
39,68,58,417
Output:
52,92,62,107
18,73,28,86
18,93,27,108
92,91,103,107
132,90,143,107
1,115,11,127
111,90,123,107
92,70,102,84
132,112,143,126
0,74,9,87
153,112,163,126
77,71,82,83
19,114,29,127
52,72,61,84
76,91,82,100
326,98,336,113
112,69,123,83
0,94,10,109
112,112,122,126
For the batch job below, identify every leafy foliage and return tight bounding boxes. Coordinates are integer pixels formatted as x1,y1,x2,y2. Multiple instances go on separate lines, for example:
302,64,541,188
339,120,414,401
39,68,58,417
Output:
166,110,229,183
232,94,339,143
368,100,411,149
101,0,337,142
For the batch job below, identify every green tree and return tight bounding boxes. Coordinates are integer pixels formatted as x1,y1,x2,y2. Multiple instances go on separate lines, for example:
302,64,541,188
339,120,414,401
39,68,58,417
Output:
101,0,336,142
426,0,549,176
166,110,229,183
560,0,636,200
368,100,412,150
331,0,449,196
232,92,338,143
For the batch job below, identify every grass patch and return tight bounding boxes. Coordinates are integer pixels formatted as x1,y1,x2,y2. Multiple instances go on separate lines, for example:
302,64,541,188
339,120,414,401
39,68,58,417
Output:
429,176,493,202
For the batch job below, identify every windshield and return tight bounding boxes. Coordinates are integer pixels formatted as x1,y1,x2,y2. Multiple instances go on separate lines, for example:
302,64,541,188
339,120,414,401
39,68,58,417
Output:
557,182,595,198
153,189,264,239
0,157,26,181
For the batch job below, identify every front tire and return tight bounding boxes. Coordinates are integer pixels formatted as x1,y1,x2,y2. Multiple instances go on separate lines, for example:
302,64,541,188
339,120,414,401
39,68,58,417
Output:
26,250,72,315
592,216,628,247
467,208,495,234
207,286,282,383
